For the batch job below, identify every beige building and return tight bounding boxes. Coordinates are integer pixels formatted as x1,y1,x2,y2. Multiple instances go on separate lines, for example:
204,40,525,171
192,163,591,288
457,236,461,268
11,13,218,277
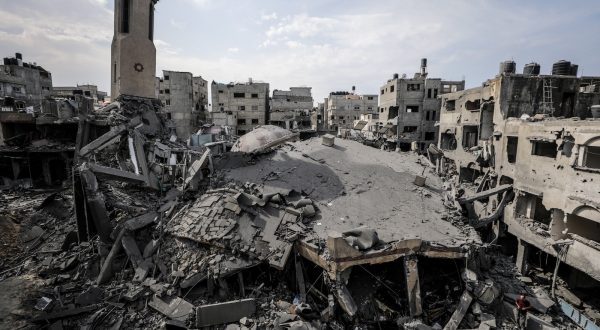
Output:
157,70,199,139
269,87,313,130
437,60,600,289
111,0,158,99
210,79,269,135
51,85,107,105
379,59,464,152
193,76,208,112
325,88,378,132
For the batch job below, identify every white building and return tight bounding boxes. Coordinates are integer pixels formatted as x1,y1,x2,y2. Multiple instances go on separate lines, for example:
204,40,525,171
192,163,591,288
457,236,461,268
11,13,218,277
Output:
325,88,378,132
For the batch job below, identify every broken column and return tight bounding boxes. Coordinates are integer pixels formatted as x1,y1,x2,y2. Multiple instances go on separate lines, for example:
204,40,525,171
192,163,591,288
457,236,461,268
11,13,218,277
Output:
404,255,423,317
516,238,530,274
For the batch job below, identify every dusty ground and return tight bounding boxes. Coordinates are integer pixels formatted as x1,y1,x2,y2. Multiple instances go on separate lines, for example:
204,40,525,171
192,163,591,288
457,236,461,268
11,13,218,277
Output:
0,275,43,330
0,215,21,261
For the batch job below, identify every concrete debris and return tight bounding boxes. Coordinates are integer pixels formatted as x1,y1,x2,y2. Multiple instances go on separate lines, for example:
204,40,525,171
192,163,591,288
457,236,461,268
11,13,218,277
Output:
195,298,256,327
1,86,598,330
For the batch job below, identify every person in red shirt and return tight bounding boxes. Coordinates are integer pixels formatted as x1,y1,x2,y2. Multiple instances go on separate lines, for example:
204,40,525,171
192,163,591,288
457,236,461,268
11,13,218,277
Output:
515,294,532,329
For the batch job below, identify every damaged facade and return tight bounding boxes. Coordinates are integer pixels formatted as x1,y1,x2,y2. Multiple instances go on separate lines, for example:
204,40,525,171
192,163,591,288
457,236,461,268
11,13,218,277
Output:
269,87,314,130
51,84,108,106
0,52,53,112
379,59,465,152
210,79,270,136
437,60,600,328
325,87,378,133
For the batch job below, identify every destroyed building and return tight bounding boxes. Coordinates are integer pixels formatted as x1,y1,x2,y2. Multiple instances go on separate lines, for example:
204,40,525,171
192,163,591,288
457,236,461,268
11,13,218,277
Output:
156,70,207,140
310,102,326,132
437,59,600,327
51,84,108,105
379,59,465,152
269,87,314,130
325,87,378,133
210,79,270,135
0,52,53,111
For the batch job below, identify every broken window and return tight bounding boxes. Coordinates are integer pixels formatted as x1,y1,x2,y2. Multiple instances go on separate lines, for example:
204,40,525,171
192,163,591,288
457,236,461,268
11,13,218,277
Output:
380,89,384,95
234,93,245,98
389,106,399,118
121,0,130,33
425,132,435,140
406,105,419,113
560,136,575,157
390,85,395,92
479,102,494,140
515,193,552,225
507,136,518,163
465,100,481,111
441,133,457,150
531,140,557,158
237,119,246,125
445,100,456,111
567,207,600,242
462,125,478,148
251,119,259,124
165,89,170,94
403,126,418,133
459,166,481,184
582,146,600,169
251,93,258,98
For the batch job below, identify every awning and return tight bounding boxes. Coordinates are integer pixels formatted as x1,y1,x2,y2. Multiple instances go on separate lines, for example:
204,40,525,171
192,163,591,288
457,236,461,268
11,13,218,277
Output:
353,121,367,130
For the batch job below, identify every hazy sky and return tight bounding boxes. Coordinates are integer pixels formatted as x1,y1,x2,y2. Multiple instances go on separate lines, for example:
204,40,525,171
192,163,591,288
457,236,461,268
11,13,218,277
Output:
1,0,600,102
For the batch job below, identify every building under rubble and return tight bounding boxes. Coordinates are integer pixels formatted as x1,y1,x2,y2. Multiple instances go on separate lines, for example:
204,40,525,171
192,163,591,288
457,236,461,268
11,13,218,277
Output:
437,59,600,315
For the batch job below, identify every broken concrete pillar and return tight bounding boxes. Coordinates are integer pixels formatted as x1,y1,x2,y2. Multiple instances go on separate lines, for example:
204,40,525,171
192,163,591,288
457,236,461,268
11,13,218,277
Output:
443,290,473,330
327,232,362,259
516,239,530,275
403,255,423,317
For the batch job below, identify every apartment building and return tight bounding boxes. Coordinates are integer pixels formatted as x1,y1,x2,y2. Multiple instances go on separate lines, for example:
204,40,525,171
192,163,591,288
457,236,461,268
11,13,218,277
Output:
210,79,269,135
0,53,52,111
437,60,600,296
379,59,464,152
325,87,378,132
269,87,313,130
51,85,107,105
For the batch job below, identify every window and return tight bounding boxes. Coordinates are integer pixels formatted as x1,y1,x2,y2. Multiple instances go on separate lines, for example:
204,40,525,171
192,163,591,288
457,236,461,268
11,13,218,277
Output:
148,3,154,40
251,93,259,98
462,126,478,148
368,96,374,100
251,119,259,124
367,107,372,111
427,89,432,98
164,75,169,81
251,105,258,111
234,92,245,98
507,136,518,163
425,111,430,121
390,85,395,92
441,133,457,150
165,99,170,106
446,100,456,111
465,100,481,111
121,0,130,33
354,106,360,110
431,111,436,120
237,119,246,125
218,90,224,94
582,146,600,169
403,126,418,133
425,132,435,140
407,84,421,91
238,106,246,111
381,89,384,95
406,105,419,113
113,63,117,83
531,140,557,158
434,89,438,98
165,89,170,94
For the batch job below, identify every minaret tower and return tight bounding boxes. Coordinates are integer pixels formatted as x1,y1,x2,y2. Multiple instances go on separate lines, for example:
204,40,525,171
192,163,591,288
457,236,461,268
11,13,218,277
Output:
111,0,158,99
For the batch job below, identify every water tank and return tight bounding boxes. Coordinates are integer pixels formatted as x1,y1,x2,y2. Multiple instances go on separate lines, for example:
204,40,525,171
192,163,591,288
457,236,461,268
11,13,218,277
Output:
552,60,572,75
570,64,578,76
523,62,540,75
499,60,516,74
393,73,399,79
421,58,427,68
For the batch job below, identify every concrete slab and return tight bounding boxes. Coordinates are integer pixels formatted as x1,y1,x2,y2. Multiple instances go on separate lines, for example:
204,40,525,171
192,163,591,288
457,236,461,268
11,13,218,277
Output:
195,298,256,327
